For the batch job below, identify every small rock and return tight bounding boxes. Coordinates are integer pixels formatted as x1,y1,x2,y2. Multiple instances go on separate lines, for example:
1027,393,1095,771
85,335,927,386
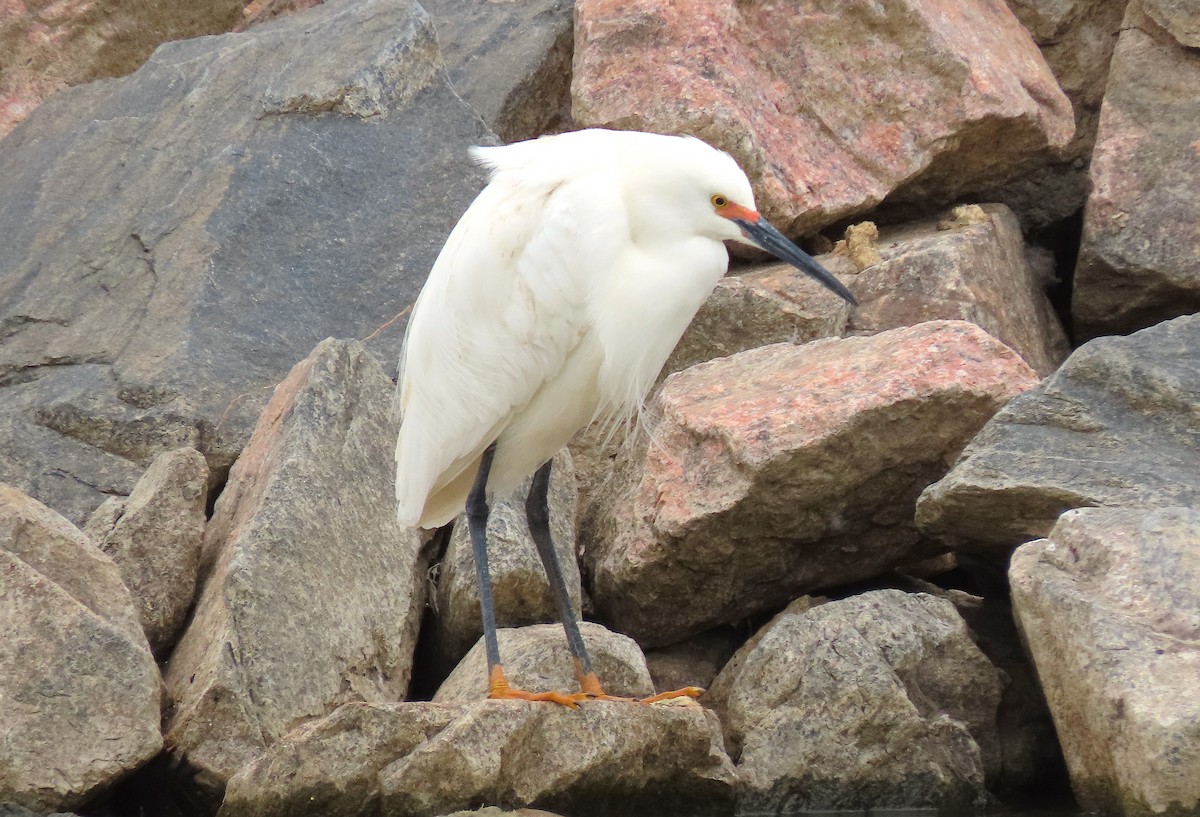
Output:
916,313,1200,554
1010,506,1200,816
434,623,654,703
573,0,1073,234
431,450,580,677
644,627,742,700
1072,2,1200,338
585,321,1039,646
220,699,734,817
832,221,882,270
722,590,1001,812
83,447,208,654
164,339,428,796
0,486,162,812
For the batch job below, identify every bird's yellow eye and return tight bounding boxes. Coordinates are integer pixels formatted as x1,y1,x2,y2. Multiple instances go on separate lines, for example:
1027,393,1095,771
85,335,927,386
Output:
711,194,728,209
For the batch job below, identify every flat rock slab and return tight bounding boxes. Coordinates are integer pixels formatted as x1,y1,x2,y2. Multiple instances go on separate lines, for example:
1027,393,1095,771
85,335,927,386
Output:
718,590,1000,811
1010,506,1200,817
84,446,208,653
846,204,1068,376
0,0,491,525
220,700,735,817
1072,2,1200,338
0,486,162,812
164,339,427,794
585,320,1039,646
916,313,1200,554
434,623,655,703
573,0,1073,234
431,450,580,677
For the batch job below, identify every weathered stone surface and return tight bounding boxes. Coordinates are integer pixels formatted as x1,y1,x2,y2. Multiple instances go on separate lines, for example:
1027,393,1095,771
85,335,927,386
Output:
846,204,1069,376
664,262,851,377
721,591,1000,812
431,450,580,677
585,321,1039,646
164,339,427,795
1010,506,1200,816
422,0,574,142
1072,2,1200,338
83,447,208,653
916,314,1200,554
434,623,654,703
379,701,735,817
573,0,1073,235
0,486,162,812
0,0,243,137
644,627,741,699
222,699,734,817
0,0,492,524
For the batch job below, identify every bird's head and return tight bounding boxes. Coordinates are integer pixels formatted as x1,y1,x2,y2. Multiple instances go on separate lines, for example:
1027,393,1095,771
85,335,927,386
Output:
625,132,857,306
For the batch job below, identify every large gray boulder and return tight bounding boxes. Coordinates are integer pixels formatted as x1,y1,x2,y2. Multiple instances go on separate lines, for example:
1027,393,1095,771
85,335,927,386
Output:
0,486,162,812
1010,506,1200,817
0,0,491,526
1072,1,1200,338
164,339,427,796
716,590,1000,812
917,313,1200,554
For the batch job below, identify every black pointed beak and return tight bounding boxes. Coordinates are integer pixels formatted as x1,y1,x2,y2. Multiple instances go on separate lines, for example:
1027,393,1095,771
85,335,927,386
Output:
735,217,857,306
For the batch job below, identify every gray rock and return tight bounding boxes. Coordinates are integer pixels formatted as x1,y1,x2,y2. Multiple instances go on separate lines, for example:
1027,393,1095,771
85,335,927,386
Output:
0,486,162,812
423,0,574,141
431,450,580,677
643,627,741,701
221,699,734,817
1010,506,1200,816
84,446,208,653
845,204,1068,376
433,622,655,703
721,590,1000,812
1072,2,1200,338
0,0,492,524
164,339,427,796
916,313,1200,554
585,321,1040,646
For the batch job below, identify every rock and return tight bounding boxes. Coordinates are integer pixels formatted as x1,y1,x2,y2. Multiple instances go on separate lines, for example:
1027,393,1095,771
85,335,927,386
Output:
722,590,1000,812
164,339,428,796
434,623,654,703
0,0,492,524
585,321,1040,646
0,486,162,812
1010,506,1200,816
573,0,1073,235
0,0,243,137
1072,2,1200,338
83,447,208,654
916,313,1200,554
989,0,1129,228
431,450,580,677
663,262,851,378
846,204,1069,376
643,627,742,700
438,809,564,817
221,699,735,817
422,0,574,141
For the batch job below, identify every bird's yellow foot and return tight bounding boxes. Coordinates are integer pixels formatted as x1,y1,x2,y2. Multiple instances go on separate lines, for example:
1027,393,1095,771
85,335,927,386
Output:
488,665,587,708
578,671,705,704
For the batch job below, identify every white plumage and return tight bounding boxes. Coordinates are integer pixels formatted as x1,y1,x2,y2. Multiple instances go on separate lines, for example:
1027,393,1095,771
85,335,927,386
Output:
395,128,851,530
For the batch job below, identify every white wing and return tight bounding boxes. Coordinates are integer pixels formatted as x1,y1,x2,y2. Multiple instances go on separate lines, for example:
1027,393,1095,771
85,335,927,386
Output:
395,162,626,527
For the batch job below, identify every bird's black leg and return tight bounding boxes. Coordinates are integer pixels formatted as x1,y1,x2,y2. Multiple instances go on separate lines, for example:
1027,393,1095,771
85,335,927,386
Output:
470,444,580,707
525,459,599,692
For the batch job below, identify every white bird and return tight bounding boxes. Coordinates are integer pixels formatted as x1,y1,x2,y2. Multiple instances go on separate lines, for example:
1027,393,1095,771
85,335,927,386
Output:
395,128,856,706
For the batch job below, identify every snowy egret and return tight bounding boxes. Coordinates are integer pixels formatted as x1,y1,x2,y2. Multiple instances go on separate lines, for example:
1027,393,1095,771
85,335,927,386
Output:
395,128,856,706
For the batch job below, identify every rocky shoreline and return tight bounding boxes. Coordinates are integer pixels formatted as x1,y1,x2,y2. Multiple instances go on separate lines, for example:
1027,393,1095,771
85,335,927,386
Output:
2,1,1198,816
